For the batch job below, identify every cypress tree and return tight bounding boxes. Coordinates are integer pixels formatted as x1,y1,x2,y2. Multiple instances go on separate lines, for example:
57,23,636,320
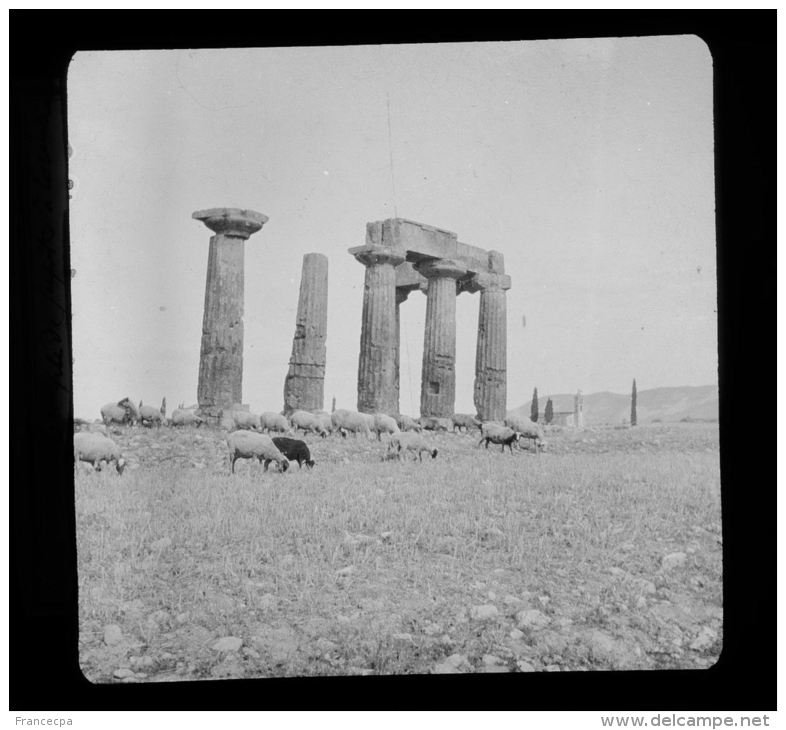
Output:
544,397,554,424
530,387,539,423
631,378,637,426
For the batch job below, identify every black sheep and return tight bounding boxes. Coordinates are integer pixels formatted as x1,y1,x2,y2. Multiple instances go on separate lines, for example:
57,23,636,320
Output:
271,437,315,469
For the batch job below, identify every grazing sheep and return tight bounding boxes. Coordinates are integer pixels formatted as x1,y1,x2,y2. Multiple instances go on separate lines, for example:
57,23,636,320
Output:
290,409,329,438
372,413,400,441
272,437,315,469
314,411,333,436
170,408,205,428
232,410,263,432
419,415,452,432
479,422,520,454
394,414,423,433
387,432,438,462
138,399,165,428
100,397,139,427
226,430,289,474
259,411,291,434
74,431,126,474
452,413,481,433
331,409,372,439
504,415,545,451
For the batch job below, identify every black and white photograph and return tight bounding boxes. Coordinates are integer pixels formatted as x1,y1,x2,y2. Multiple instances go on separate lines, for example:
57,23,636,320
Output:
63,35,728,685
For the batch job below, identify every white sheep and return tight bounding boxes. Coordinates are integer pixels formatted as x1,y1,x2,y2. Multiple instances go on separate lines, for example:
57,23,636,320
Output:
504,414,545,451
226,430,289,474
331,409,372,438
138,399,165,428
290,409,329,438
479,422,520,453
313,411,333,436
232,410,263,432
387,432,438,462
170,408,205,428
394,414,423,433
452,413,481,433
100,397,139,427
74,431,126,474
259,411,291,434
373,413,400,441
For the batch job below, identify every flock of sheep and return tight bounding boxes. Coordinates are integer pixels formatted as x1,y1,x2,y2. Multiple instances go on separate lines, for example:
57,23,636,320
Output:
73,396,546,476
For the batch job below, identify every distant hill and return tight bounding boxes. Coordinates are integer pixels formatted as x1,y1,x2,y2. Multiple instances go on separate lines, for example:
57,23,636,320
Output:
510,385,718,425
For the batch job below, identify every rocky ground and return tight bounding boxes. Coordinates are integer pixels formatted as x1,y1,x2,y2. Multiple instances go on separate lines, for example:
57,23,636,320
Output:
75,422,722,682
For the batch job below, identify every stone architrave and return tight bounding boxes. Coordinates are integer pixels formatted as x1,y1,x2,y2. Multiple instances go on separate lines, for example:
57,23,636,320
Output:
417,258,467,418
350,244,406,414
473,269,511,422
192,208,268,419
283,253,329,414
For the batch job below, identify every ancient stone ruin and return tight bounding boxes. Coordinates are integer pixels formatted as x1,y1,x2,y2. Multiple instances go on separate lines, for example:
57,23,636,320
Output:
283,253,328,414
193,207,268,419
349,218,511,421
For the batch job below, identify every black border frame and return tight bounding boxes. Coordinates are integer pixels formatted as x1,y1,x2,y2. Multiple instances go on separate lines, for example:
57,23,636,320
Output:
9,10,776,710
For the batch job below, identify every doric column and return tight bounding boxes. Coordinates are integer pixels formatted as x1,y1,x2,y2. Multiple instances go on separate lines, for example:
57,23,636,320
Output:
283,253,329,414
350,245,406,414
473,271,511,422
417,258,467,418
192,208,268,419
394,288,411,415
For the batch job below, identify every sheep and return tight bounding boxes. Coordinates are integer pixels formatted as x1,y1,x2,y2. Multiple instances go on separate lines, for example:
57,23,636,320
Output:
232,410,263,432
331,409,372,439
504,414,546,451
419,415,452,432
290,409,329,438
479,422,520,454
259,411,291,434
272,437,315,469
373,413,400,441
452,413,481,433
360,412,375,434
100,397,139,427
170,408,206,428
387,432,438,462
138,399,166,428
74,431,126,474
394,414,423,433
313,411,333,436
226,430,289,474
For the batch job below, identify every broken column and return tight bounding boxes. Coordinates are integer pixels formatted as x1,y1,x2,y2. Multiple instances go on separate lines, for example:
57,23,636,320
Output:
350,244,406,414
283,253,329,414
192,207,268,419
473,251,511,422
417,258,467,418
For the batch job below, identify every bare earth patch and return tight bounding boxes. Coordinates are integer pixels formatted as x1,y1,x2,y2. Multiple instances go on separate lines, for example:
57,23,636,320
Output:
76,422,721,682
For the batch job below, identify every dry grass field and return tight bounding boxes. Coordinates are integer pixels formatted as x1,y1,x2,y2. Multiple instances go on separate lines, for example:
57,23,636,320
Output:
75,422,721,682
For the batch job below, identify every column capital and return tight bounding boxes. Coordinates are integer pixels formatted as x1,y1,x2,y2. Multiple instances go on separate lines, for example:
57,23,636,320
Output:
193,208,269,239
466,271,511,293
415,258,467,280
349,244,407,268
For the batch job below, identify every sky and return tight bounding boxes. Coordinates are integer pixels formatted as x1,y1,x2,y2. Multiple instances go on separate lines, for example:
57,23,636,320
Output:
68,36,717,420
